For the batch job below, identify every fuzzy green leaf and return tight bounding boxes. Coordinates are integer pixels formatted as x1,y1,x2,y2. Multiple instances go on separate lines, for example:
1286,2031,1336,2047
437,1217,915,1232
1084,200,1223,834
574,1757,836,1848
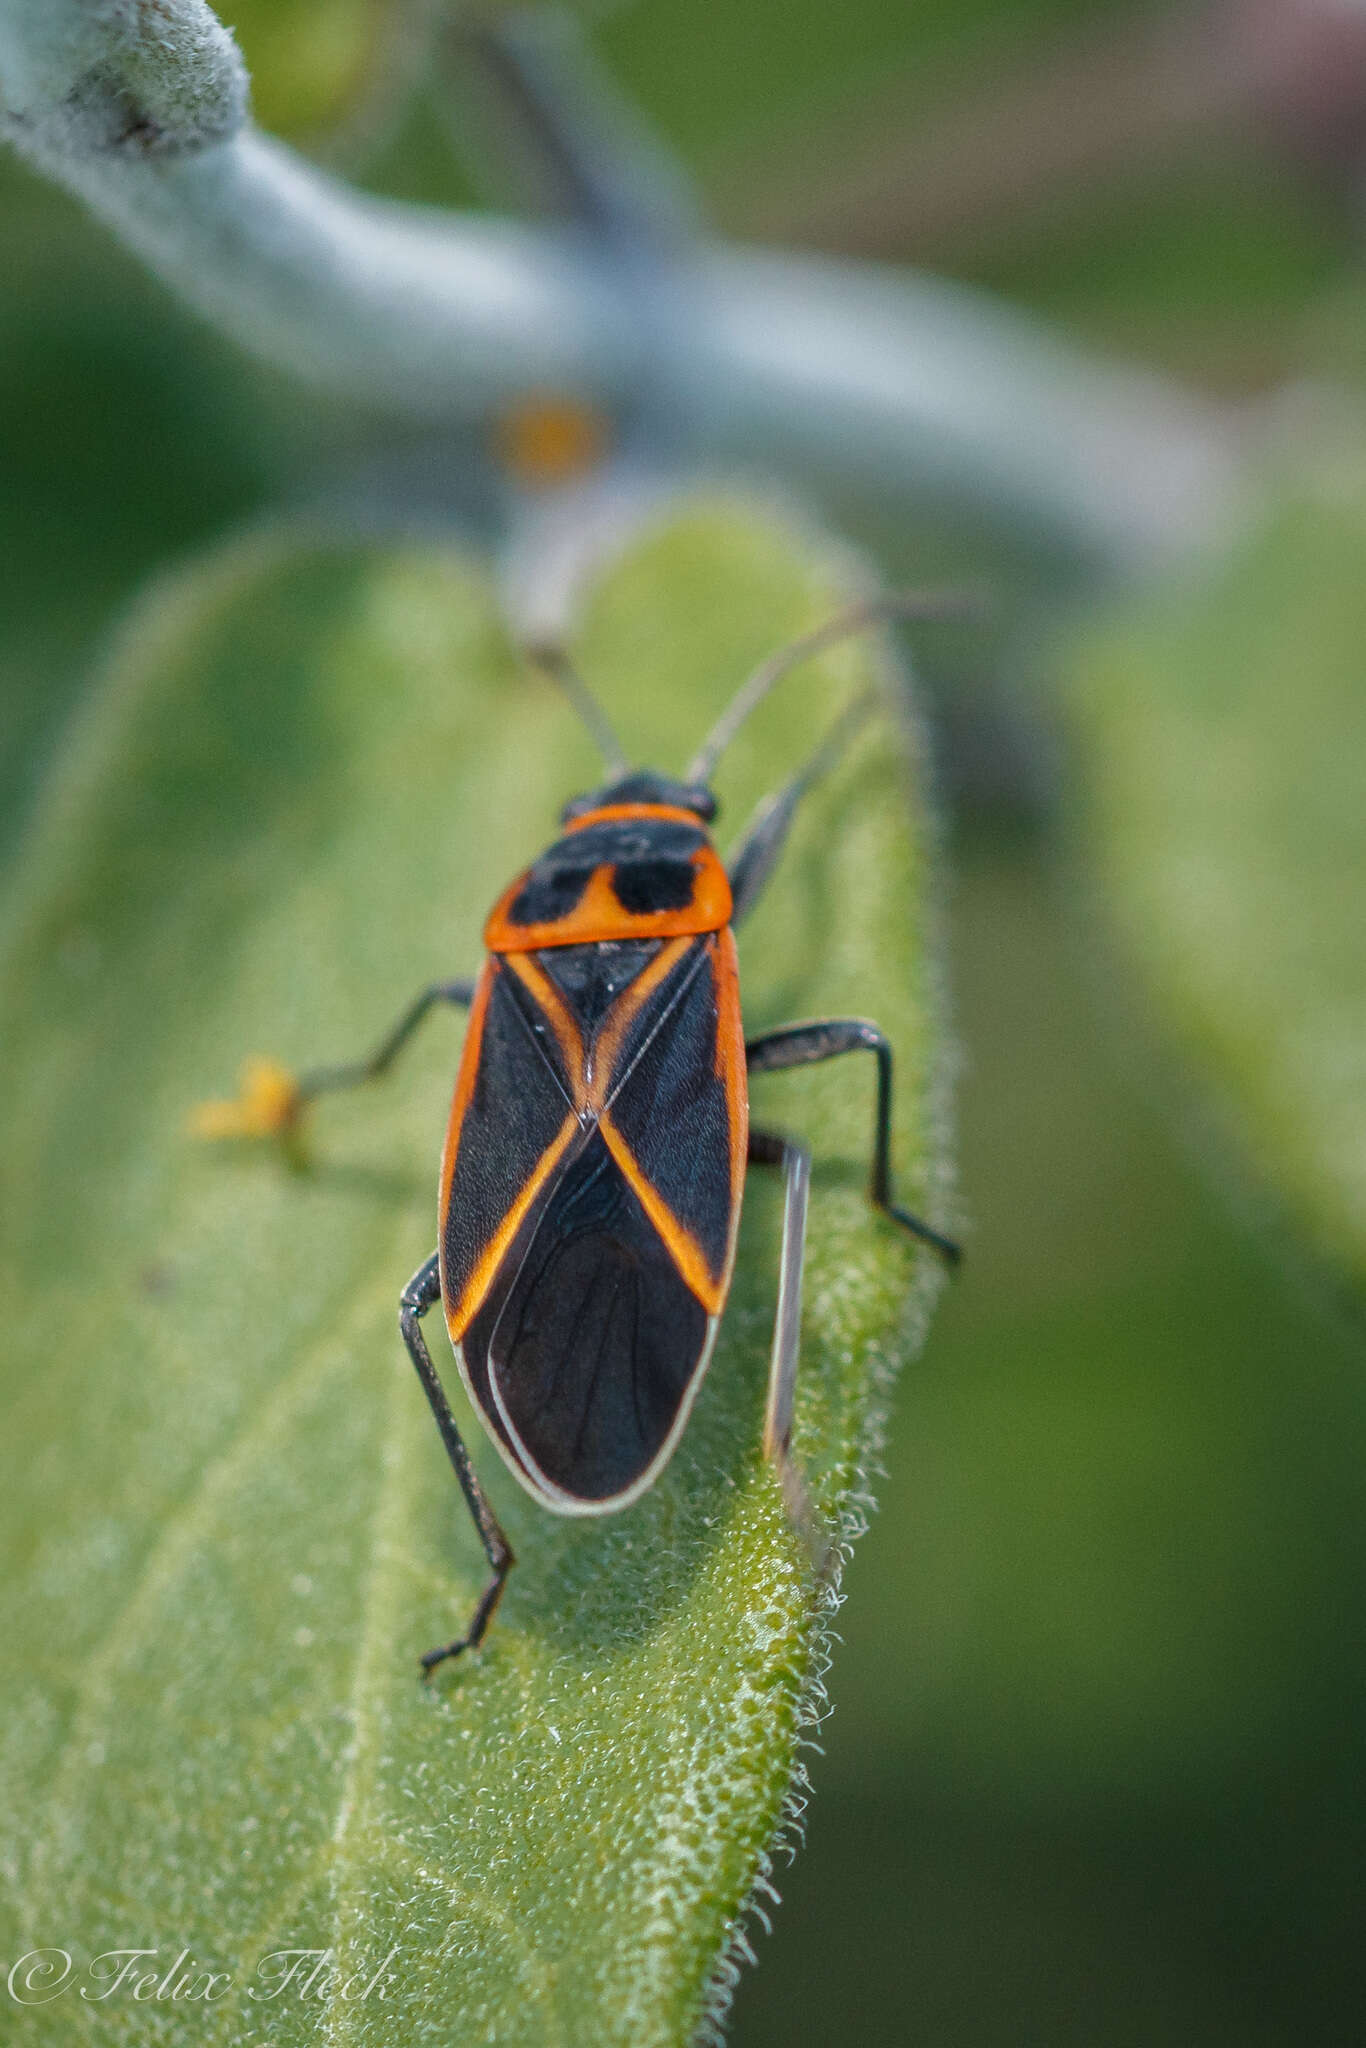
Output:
0,501,950,2044
1064,471,1366,1290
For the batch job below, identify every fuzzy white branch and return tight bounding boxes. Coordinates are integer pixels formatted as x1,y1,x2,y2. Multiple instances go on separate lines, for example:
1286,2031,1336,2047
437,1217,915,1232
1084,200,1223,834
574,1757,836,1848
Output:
684,246,1240,571
0,0,1243,568
0,0,247,161
46,130,644,411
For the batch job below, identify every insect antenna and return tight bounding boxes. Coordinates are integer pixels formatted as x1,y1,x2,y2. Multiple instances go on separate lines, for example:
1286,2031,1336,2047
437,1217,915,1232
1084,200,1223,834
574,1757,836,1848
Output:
685,590,981,786
526,643,629,778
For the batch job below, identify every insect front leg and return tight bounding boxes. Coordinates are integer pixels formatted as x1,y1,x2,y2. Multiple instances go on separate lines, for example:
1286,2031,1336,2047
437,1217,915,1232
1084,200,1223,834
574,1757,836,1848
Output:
727,695,875,929
193,978,478,1140
745,1020,960,1263
399,1253,515,1673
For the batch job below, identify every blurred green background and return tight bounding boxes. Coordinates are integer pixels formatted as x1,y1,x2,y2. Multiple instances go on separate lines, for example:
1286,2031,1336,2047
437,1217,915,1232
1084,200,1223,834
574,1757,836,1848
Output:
4,1,1366,2041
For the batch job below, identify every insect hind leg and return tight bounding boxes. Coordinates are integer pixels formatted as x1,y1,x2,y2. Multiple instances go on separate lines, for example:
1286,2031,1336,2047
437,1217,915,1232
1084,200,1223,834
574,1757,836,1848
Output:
748,1128,811,1465
748,1125,833,1570
400,1253,515,1673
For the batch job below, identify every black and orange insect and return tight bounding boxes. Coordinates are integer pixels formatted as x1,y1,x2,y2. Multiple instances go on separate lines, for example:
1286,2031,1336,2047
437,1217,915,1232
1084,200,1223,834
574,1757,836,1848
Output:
197,597,961,1670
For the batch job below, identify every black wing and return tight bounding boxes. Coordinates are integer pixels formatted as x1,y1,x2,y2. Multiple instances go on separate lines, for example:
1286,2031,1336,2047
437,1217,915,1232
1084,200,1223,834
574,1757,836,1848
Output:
442,936,744,1510
460,1124,711,1506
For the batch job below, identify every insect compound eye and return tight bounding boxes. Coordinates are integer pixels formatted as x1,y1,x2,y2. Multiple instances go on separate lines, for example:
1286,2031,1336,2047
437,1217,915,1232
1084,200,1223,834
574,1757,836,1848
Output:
682,786,717,823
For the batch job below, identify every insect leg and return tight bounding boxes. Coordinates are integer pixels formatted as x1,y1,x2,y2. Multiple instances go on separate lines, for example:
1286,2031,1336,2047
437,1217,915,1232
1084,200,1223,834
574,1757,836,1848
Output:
748,1128,812,1464
297,979,477,1107
746,1021,961,1264
727,692,876,928
749,1124,830,1563
193,980,479,1140
400,1253,516,1673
